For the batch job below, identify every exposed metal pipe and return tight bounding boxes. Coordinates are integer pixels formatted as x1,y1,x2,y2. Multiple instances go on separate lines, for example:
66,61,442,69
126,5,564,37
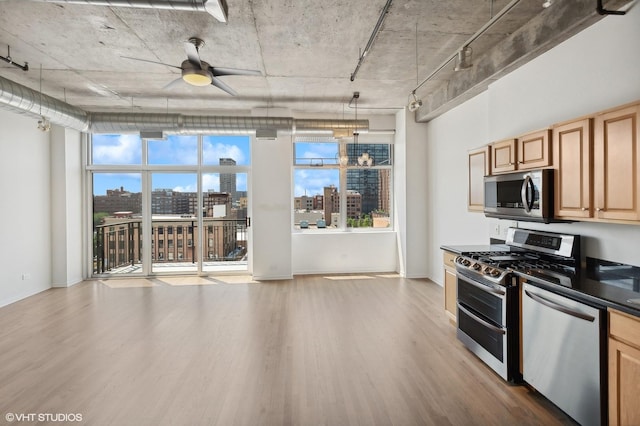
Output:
411,0,522,94
350,0,393,82
19,0,229,22
0,74,369,134
0,75,89,131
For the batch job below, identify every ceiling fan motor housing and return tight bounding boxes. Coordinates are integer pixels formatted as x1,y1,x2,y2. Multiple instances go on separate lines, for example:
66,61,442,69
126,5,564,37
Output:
181,60,212,86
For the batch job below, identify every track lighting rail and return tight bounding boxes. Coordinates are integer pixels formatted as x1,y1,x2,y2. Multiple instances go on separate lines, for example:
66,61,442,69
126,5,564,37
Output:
0,46,29,71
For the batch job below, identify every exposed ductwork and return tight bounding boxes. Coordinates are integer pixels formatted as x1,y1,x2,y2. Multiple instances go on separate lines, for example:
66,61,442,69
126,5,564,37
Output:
0,74,90,131
16,0,229,23
0,75,369,135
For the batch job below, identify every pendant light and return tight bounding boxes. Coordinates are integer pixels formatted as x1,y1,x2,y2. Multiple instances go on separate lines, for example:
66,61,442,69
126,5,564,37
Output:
354,92,373,167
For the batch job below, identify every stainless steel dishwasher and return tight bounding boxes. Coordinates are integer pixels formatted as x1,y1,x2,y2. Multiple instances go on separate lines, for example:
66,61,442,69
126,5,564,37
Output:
522,283,606,426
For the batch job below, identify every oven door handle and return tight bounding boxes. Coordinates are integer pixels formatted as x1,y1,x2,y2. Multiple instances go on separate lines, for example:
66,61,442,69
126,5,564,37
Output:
457,302,506,335
458,274,506,296
524,289,595,322
521,175,534,213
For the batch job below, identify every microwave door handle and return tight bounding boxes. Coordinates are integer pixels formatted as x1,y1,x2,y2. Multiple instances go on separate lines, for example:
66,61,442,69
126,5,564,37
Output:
521,175,533,213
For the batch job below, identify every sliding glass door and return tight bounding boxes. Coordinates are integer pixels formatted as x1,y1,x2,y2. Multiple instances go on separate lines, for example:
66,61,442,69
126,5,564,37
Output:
89,134,251,277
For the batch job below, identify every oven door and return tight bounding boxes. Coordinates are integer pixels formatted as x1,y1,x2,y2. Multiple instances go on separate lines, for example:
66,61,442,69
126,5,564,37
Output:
456,272,509,380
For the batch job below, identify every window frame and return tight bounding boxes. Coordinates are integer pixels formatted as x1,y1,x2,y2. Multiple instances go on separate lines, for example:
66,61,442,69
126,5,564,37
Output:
292,137,393,232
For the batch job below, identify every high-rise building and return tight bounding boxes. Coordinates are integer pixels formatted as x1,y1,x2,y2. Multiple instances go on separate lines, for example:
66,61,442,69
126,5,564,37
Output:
219,158,237,202
345,144,390,216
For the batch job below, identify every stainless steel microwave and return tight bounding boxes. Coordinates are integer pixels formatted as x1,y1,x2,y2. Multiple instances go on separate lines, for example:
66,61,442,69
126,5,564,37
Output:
484,169,554,223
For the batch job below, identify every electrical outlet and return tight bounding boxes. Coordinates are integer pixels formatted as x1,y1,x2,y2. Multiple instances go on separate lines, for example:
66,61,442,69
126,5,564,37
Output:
494,224,500,235
21,273,31,280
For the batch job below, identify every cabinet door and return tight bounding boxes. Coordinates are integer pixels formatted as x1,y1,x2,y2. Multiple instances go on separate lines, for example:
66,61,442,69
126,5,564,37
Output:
553,118,593,219
609,338,640,426
518,129,551,170
491,139,517,174
594,104,640,221
468,146,490,211
444,268,457,324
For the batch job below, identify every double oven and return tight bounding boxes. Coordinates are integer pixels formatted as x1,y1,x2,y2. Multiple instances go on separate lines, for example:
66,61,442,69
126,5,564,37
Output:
453,227,581,384
455,257,520,382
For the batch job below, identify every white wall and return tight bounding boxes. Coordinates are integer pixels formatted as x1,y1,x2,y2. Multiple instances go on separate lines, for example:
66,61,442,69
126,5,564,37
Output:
0,110,52,307
426,5,640,285
395,109,429,278
50,125,83,287
251,133,293,280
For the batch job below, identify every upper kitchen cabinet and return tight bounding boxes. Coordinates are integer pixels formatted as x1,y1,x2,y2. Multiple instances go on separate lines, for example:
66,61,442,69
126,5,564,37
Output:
517,129,551,169
594,102,640,222
553,117,593,220
490,138,517,174
468,146,490,211
490,130,551,175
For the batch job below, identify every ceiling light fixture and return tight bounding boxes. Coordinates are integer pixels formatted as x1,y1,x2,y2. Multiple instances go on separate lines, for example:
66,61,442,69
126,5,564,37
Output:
454,46,473,71
407,24,423,112
181,61,213,86
37,64,50,132
410,0,521,100
542,0,552,8
408,92,423,112
353,92,373,167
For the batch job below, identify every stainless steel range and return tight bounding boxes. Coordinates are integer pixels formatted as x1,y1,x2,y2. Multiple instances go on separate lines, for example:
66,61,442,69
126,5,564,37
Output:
453,227,581,384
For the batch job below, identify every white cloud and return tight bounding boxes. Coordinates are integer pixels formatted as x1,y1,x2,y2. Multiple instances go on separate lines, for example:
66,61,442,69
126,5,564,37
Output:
92,134,141,164
203,143,246,165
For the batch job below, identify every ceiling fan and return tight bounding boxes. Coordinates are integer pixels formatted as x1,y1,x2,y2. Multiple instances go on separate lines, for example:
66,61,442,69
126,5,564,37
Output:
122,37,261,96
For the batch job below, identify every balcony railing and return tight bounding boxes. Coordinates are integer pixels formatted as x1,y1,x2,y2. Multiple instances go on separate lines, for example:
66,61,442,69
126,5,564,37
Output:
94,217,248,274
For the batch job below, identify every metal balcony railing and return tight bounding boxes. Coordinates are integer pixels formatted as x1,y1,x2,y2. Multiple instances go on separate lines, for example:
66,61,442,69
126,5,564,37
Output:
94,217,248,274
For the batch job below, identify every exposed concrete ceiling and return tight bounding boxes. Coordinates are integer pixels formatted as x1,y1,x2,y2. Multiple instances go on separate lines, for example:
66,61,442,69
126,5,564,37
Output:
0,0,632,120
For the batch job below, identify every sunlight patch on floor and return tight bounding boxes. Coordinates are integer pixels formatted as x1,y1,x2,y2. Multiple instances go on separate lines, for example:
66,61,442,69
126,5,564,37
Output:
323,275,374,280
209,275,258,284
100,279,157,288
157,277,217,286
375,273,401,278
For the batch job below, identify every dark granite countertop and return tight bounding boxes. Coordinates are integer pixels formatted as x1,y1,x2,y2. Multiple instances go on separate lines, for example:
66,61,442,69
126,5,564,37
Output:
440,244,640,317
514,258,640,317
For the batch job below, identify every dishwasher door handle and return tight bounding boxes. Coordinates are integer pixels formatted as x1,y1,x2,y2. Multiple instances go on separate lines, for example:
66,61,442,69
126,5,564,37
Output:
524,289,595,322
457,302,506,335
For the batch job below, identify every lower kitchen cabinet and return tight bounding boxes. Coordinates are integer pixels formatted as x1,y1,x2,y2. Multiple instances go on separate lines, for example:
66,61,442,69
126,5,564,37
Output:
608,309,640,426
443,250,457,324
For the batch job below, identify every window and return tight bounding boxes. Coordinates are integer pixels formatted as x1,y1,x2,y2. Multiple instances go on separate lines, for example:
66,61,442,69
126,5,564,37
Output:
293,139,392,230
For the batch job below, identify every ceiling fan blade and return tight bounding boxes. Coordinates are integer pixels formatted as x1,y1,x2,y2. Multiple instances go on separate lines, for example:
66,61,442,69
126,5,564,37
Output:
210,66,262,77
121,56,181,69
162,77,184,90
211,76,238,96
183,41,202,68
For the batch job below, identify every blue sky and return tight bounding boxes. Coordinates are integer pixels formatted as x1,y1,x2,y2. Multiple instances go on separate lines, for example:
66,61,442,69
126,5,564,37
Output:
92,134,336,197
92,134,251,195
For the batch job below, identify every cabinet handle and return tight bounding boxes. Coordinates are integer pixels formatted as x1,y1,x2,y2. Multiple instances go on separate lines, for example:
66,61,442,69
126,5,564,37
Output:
581,207,588,211
596,207,604,212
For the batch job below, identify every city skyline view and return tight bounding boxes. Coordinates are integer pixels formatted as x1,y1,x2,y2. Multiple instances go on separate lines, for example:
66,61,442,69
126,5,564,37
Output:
91,134,341,198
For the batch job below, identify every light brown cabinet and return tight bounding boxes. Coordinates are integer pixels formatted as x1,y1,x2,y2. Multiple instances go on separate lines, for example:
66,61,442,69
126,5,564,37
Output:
490,130,551,175
518,129,551,169
490,138,517,174
468,146,490,211
608,309,640,426
553,102,640,222
553,118,593,219
443,250,457,324
594,103,640,221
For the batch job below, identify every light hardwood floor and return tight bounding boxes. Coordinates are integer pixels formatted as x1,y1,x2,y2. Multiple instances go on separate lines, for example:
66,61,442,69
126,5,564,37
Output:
0,275,575,425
